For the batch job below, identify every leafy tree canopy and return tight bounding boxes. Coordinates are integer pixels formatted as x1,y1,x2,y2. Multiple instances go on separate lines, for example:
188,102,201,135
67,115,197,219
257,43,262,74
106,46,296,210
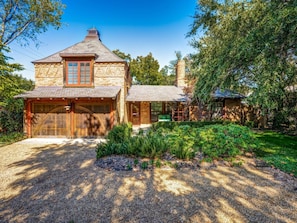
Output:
129,52,165,85
0,0,65,46
112,49,132,63
188,0,297,113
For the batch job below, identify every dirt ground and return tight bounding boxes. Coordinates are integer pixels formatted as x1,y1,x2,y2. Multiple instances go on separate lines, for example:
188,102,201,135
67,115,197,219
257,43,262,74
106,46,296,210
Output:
0,138,297,223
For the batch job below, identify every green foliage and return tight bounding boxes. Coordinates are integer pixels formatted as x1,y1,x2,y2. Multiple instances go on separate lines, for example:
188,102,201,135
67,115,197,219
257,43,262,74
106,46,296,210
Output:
255,131,297,176
0,0,65,45
140,161,148,170
112,49,132,63
96,123,168,159
155,159,162,168
166,125,198,160
197,124,258,159
134,159,139,166
0,73,34,133
152,120,228,131
188,0,297,127
0,132,25,147
0,73,34,106
129,52,165,85
0,98,24,133
96,123,257,162
106,123,132,143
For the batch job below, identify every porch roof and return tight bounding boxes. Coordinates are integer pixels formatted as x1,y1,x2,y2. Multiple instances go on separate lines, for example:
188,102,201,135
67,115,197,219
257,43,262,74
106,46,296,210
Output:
126,85,187,102
15,86,121,99
212,89,245,99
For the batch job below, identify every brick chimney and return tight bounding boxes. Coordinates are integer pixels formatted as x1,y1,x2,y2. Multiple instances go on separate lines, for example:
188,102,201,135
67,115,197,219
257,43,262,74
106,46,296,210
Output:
84,28,101,41
176,59,186,87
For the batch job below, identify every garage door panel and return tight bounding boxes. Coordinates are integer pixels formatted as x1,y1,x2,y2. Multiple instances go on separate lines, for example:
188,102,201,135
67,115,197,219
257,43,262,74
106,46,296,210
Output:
32,104,67,137
75,104,111,137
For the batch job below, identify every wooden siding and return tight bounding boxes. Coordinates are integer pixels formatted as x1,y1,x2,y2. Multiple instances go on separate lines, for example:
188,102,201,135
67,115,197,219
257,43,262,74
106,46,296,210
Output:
28,99,114,138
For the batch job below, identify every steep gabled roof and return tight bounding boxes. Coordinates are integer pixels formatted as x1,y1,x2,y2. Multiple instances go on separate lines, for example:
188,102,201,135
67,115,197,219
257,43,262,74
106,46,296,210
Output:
33,29,125,63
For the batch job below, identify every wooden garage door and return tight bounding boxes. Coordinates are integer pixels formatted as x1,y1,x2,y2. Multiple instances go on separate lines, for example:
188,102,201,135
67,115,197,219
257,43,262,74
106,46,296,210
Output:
75,104,111,137
32,104,68,137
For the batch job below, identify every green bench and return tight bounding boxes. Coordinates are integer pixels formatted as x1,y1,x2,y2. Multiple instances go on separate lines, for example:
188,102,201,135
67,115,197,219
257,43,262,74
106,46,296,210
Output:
158,114,171,122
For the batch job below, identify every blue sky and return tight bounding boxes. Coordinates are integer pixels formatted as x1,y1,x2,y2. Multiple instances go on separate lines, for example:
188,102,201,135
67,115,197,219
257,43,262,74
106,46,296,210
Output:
8,0,197,80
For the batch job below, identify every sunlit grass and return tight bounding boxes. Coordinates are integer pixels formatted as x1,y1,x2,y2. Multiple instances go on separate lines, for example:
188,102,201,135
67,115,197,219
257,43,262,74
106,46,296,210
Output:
255,131,297,176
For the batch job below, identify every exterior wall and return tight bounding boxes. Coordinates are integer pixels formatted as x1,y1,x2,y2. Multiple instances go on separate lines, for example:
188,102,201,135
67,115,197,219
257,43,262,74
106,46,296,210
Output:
189,99,243,122
140,102,150,124
33,62,129,125
94,62,129,123
223,99,242,122
34,63,64,87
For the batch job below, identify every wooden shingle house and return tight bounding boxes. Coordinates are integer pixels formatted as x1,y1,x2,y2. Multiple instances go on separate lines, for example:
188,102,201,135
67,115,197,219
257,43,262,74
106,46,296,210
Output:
17,29,188,138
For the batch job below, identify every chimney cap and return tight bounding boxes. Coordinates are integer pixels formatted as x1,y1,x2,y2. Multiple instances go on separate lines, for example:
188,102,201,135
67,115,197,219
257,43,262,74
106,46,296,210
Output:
85,28,101,41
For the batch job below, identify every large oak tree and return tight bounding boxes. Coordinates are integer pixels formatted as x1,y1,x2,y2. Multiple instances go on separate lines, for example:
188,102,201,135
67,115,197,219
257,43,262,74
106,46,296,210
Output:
188,0,297,127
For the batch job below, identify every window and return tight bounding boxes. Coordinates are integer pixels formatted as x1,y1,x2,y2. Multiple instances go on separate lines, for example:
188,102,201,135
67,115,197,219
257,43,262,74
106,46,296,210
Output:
151,102,163,122
211,101,224,118
66,61,92,86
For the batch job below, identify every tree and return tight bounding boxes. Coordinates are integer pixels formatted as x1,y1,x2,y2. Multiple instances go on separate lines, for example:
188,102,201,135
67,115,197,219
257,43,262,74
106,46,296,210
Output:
112,49,131,63
0,73,34,133
129,52,165,85
188,0,297,127
0,0,65,46
0,0,64,132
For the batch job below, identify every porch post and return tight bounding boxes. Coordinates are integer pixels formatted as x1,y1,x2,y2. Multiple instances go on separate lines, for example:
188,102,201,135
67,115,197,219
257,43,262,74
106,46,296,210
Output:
26,100,32,138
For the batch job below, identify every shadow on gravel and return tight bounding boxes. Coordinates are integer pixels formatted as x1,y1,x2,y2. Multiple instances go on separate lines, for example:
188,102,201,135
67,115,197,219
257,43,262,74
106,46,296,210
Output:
0,140,296,222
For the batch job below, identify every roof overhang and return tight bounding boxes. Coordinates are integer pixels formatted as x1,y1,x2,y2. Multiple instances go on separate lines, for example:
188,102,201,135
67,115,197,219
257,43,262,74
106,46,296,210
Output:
126,85,188,102
15,86,121,99
59,53,97,58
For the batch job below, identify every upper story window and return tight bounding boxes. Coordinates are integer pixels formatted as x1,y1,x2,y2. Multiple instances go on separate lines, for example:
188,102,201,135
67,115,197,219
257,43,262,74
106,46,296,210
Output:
66,61,91,86
60,53,95,87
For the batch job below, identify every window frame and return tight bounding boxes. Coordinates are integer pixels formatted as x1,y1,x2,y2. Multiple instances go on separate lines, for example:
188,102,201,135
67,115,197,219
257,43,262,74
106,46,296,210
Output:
64,58,94,87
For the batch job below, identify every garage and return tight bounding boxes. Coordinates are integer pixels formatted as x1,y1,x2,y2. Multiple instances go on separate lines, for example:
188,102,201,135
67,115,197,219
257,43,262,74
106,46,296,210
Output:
31,102,113,138
32,104,68,137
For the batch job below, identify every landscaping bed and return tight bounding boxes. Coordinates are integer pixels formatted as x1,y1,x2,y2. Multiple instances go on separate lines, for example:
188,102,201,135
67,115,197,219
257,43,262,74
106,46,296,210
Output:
0,138,297,222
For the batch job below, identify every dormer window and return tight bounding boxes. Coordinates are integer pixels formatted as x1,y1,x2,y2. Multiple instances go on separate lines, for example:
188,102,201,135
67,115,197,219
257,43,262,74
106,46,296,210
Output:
60,53,96,87
66,61,91,85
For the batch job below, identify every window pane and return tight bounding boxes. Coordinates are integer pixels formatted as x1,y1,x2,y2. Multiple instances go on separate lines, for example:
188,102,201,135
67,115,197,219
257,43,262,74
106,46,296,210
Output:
80,62,90,84
67,62,78,84
151,102,163,122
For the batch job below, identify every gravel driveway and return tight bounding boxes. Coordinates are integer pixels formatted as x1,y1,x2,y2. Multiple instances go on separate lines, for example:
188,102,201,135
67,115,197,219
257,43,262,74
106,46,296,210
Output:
0,138,297,223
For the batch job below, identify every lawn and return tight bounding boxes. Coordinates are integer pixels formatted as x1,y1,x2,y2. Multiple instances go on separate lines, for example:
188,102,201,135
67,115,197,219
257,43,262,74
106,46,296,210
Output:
255,131,297,176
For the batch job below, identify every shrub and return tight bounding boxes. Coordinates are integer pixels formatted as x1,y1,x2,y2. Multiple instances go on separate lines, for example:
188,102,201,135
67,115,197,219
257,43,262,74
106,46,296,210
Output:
96,123,168,159
166,125,198,160
152,120,229,131
197,124,258,159
0,132,25,146
96,122,258,163
107,123,132,143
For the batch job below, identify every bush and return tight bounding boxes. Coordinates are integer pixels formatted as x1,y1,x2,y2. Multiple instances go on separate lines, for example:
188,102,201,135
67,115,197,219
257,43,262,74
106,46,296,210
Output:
197,124,258,159
0,98,24,133
152,120,229,131
96,123,168,159
0,132,25,146
106,123,132,143
96,122,258,162
166,125,198,160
